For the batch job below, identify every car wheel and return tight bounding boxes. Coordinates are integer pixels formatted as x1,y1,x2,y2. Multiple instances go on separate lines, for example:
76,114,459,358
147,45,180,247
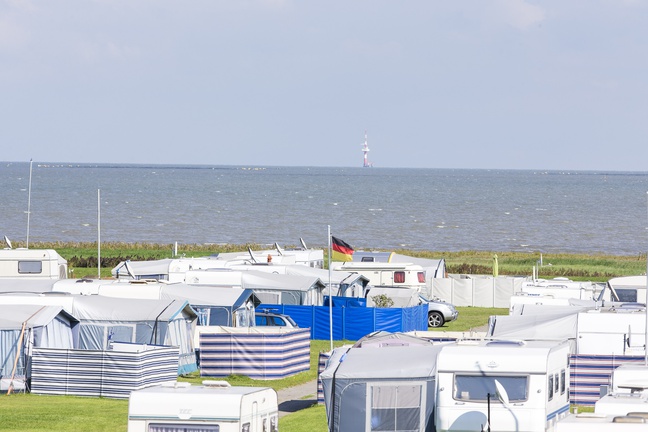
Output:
428,311,444,328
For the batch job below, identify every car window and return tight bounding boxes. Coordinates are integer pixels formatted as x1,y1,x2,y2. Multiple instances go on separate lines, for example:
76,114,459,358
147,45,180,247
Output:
256,316,267,326
275,317,286,326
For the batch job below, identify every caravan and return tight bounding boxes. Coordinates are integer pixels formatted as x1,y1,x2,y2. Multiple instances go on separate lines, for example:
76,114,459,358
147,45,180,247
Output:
330,262,427,292
595,364,648,416
128,381,278,432
0,249,67,279
435,339,571,432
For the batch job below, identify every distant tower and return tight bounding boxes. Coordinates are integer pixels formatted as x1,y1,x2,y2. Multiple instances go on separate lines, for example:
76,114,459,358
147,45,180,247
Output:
361,131,372,167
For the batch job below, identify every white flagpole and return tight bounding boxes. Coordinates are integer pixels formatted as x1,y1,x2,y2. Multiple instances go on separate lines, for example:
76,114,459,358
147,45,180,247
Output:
98,189,101,279
26,159,33,248
328,225,333,351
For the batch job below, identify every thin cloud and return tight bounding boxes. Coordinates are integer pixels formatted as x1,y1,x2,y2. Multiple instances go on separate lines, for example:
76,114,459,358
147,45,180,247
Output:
496,0,546,30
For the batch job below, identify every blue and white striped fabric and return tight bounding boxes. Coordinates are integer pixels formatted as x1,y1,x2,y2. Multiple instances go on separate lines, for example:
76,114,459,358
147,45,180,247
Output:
30,346,179,398
570,354,646,405
199,327,310,380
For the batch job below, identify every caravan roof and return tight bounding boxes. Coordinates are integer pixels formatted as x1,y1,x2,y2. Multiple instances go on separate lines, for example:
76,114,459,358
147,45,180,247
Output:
437,340,571,374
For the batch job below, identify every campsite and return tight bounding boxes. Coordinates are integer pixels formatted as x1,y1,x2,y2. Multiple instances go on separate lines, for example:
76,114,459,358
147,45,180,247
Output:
2,243,648,431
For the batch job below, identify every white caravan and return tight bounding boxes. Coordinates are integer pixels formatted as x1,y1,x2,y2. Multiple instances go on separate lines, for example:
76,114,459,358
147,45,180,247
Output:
607,276,648,304
555,412,648,431
509,278,609,313
0,249,67,279
595,364,648,416
330,261,426,292
435,339,571,432
128,381,278,432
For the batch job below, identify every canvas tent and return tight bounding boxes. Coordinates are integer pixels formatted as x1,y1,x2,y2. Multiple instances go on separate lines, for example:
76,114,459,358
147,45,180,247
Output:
69,296,197,370
52,279,260,328
228,263,371,298
365,286,420,308
0,304,78,391
320,332,444,432
488,305,586,344
0,292,198,375
241,271,325,305
0,279,59,293
111,258,174,280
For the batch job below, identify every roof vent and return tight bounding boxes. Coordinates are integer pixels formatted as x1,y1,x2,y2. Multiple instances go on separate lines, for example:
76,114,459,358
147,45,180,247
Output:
486,340,526,347
202,380,231,388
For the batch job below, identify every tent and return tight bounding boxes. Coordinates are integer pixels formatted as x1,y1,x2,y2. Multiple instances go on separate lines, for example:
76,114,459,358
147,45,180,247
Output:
0,304,78,391
52,279,260,328
320,332,444,432
239,264,371,298
111,259,174,280
0,292,198,375
365,286,420,308
241,271,325,306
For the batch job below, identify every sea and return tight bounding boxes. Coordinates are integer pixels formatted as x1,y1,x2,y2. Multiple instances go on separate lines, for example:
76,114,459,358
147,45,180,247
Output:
2,162,648,256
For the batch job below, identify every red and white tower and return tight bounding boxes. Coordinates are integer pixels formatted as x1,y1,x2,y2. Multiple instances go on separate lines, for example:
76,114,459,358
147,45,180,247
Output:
361,131,372,167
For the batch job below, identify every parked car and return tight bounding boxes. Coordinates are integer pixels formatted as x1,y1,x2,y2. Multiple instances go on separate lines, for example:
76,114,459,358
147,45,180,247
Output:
255,310,299,328
419,295,458,328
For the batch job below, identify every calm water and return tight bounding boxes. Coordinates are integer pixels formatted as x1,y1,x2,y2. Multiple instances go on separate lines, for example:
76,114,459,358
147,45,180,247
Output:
1,162,648,255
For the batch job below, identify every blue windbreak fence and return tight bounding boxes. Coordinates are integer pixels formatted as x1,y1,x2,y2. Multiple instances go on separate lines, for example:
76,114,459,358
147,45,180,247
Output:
258,303,428,340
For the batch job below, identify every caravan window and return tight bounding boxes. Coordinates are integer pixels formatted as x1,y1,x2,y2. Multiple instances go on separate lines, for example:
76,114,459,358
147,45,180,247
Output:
370,384,422,431
18,260,42,274
548,375,554,400
615,289,637,302
454,375,528,403
417,272,425,283
394,272,405,284
148,424,220,432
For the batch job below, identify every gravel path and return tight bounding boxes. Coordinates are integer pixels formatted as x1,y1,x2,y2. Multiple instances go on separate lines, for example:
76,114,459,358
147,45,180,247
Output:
277,379,319,418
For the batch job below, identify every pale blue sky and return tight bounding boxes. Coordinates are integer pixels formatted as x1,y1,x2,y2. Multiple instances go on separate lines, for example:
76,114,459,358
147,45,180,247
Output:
1,1,647,170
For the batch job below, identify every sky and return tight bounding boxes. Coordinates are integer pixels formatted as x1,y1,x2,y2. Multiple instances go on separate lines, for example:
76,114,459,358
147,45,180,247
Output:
1,0,647,170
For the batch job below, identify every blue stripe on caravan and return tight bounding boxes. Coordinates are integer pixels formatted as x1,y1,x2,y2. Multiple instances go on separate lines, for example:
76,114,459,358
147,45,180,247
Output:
547,404,570,421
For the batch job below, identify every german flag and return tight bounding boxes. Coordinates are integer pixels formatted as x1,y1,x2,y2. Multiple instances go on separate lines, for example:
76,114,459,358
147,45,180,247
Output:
331,236,354,262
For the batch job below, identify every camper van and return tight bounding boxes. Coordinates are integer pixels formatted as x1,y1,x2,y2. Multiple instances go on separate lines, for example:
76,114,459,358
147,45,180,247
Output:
0,249,67,279
435,339,571,432
330,261,426,292
128,381,278,432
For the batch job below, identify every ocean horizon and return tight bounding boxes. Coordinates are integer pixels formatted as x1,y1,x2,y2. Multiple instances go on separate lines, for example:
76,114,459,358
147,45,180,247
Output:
2,161,648,256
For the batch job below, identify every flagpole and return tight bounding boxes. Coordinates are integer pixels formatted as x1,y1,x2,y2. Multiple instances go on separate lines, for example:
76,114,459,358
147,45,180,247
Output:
328,225,333,351
26,159,33,248
98,189,101,279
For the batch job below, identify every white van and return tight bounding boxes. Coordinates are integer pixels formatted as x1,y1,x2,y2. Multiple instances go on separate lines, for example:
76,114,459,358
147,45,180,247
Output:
128,381,278,432
435,339,571,432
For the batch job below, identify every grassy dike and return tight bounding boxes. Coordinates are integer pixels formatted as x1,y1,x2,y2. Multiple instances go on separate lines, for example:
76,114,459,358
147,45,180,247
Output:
2,242,639,431
19,240,648,280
